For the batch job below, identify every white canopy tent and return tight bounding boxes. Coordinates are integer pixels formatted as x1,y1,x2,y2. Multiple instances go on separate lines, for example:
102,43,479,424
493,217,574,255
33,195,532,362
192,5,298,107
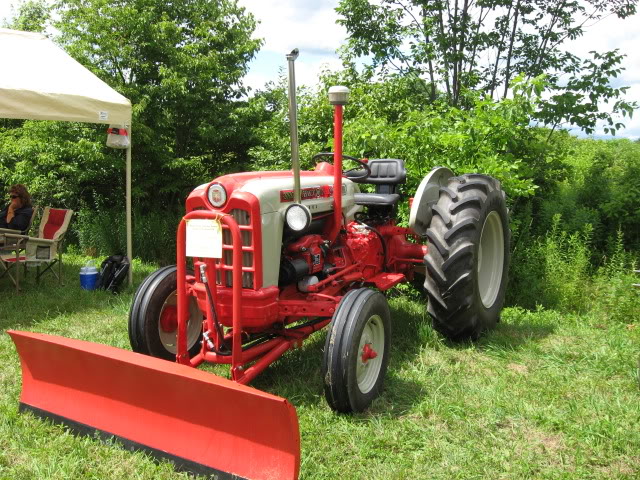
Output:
0,28,133,283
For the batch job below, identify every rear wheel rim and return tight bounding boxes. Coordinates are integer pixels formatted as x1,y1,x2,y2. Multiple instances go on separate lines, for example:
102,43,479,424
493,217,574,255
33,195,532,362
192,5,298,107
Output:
477,211,504,308
356,314,385,394
158,292,202,354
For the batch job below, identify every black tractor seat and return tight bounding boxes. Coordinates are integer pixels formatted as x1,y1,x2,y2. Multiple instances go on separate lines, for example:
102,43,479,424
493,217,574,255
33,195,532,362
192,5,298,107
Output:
348,158,406,207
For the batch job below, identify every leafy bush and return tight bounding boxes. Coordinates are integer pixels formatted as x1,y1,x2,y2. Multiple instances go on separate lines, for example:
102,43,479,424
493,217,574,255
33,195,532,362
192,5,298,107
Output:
535,138,640,253
509,214,639,318
250,73,549,201
0,120,123,211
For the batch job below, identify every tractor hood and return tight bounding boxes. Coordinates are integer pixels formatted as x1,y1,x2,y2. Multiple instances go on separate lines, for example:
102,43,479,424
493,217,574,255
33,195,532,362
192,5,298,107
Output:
238,174,357,215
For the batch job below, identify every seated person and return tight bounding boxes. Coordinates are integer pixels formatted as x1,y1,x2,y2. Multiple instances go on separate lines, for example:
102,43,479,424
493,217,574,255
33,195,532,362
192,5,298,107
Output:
1,184,34,234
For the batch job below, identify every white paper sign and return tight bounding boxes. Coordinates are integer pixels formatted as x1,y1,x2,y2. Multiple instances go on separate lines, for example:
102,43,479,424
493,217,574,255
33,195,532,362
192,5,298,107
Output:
98,111,109,121
186,219,223,258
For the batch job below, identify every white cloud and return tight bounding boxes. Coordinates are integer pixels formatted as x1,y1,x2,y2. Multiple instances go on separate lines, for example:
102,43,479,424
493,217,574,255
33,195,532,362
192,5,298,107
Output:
565,11,640,139
239,0,346,90
567,11,640,83
0,0,17,23
239,0,345,54
244,55,343,93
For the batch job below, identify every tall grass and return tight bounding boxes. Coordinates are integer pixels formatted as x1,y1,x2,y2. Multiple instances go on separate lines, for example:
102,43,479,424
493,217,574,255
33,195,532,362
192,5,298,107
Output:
74,208,182,265
508,214,639,320
589,230,640,324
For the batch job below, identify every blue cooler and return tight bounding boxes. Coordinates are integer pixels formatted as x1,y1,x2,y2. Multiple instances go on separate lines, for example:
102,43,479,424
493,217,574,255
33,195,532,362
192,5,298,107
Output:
80,263,99,290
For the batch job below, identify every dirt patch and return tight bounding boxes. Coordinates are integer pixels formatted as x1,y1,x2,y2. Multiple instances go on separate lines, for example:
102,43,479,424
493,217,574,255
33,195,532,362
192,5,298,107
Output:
496,418,569,467
507,363,529,375
595,457,639,476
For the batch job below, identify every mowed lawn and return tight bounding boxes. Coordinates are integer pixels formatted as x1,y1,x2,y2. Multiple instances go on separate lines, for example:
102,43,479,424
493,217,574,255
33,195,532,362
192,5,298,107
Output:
1,255,639,479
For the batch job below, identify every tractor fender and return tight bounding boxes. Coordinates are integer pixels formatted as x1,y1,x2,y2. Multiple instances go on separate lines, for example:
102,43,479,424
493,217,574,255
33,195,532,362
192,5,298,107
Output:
408,166,454,237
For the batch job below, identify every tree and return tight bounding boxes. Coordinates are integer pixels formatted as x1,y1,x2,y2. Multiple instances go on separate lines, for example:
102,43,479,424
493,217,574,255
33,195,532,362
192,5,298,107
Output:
337,0,637,134
53,0,263,208
2,0,51,32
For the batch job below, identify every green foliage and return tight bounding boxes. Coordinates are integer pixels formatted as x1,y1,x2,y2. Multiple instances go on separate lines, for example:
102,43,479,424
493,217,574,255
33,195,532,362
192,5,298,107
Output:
343,76,547,198
589,230,640,323
248,81,327,172
250,72,549,199
535,138,640,252
535,49,637,134
1,0,51,32
509,215,593,312
74,207,182,265
0,121,122,210
509,213,639,320
507,136,640,316
51,0,262,208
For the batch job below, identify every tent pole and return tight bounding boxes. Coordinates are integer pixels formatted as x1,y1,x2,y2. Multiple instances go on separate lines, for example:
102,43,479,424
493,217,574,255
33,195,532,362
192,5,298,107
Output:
126,126,133,285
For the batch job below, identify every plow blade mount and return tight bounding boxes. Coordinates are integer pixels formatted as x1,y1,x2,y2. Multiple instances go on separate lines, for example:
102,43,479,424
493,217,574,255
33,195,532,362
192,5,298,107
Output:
8,330,300,480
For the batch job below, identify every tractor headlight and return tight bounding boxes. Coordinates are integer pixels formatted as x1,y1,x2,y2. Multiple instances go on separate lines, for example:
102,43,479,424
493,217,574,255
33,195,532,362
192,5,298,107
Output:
207,183,227,208
285,203,311,232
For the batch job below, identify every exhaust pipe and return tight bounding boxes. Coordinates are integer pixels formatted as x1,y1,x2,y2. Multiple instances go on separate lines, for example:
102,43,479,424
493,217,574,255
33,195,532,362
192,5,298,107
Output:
286,48,301,204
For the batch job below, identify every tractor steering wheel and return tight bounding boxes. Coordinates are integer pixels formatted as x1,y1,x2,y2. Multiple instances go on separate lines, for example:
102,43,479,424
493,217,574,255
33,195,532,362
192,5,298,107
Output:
311,152,371,180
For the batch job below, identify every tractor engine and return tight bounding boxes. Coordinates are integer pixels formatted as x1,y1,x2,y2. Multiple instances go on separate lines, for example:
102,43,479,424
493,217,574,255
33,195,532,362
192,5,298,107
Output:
279,234,328,291
278,223,385,291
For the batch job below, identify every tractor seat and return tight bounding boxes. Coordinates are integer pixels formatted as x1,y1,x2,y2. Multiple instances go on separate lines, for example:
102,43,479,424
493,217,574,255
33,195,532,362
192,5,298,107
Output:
348,159,406,208
347,158,407,187
354,193,400,207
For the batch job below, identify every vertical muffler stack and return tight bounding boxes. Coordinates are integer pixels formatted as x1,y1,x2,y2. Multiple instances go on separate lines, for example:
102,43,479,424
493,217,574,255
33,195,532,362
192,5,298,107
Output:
286,48,302,205
9,330,300,480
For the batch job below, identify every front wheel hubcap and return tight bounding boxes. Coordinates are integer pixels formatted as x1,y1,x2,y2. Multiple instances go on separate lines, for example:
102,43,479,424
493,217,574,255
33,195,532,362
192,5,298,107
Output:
356,314,385,394
158,292,203,354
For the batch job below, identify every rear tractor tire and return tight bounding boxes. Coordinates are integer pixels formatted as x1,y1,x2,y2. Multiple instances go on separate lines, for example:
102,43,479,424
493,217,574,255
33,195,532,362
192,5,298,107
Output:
423,174,510,340
322,289,391,413
129,266,203,360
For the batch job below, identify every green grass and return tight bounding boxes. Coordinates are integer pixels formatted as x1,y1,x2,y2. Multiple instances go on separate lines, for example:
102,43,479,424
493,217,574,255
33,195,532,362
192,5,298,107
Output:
1,256,639,479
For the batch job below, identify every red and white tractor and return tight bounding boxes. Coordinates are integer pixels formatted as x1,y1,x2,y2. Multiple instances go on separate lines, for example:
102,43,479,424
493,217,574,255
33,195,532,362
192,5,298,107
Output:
9,50,510,480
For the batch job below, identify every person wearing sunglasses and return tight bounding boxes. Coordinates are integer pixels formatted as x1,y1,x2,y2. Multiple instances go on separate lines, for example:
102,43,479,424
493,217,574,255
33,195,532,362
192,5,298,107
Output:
0,184,34,233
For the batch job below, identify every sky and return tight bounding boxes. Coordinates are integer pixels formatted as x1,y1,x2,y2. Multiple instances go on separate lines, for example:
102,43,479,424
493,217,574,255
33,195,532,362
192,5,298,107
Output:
1,0,638,138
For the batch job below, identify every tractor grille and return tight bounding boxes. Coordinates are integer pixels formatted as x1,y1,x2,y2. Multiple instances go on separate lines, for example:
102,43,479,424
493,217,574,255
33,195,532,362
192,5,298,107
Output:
216,208,255,289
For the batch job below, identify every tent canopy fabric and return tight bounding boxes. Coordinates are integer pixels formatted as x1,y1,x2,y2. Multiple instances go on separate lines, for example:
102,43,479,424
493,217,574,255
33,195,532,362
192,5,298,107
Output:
0,28,131,125
0,28,133,282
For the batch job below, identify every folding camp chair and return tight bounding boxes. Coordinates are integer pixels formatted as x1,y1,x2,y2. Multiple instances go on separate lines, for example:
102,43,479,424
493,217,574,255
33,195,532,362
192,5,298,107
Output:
0,206,39,292
0,207,73,289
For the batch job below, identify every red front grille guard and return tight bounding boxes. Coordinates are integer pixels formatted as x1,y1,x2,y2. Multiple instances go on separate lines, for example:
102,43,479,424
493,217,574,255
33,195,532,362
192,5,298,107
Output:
176,210,332,385
176,211,244,368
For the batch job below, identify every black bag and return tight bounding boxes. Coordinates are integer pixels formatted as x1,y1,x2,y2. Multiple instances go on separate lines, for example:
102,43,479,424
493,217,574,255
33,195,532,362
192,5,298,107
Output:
97,255,130,293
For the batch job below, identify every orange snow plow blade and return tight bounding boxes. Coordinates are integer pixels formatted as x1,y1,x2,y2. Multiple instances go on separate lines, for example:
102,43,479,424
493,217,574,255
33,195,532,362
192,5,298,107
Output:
8,330,300,480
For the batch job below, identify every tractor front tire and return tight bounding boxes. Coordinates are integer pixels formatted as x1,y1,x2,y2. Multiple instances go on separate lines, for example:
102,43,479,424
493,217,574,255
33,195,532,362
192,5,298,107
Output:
322,289,391,413
129,266,203,360
424,174,510,340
